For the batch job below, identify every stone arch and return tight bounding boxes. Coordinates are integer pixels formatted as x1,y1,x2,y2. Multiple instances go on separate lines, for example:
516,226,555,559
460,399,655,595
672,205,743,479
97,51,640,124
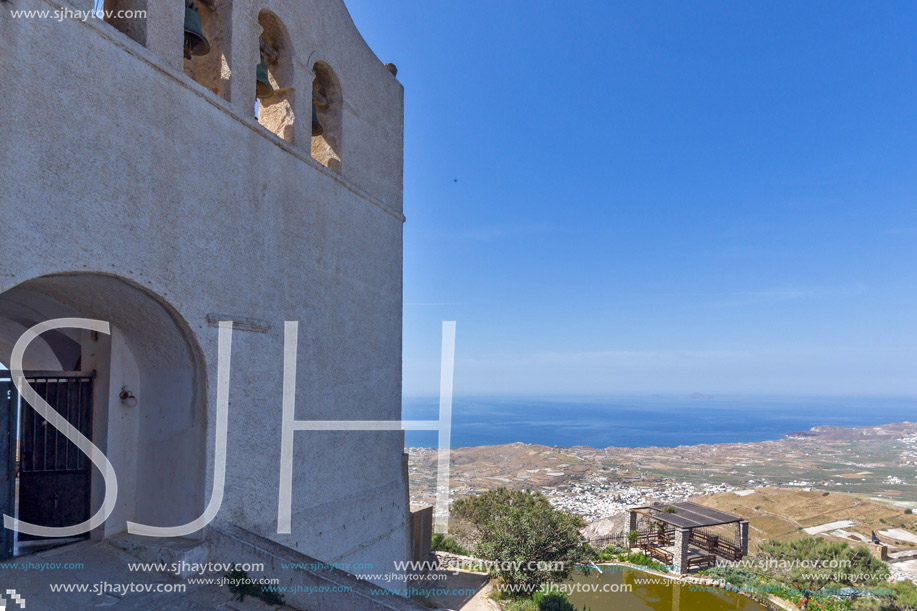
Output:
256,9,295,142
311,60,344,174
0,273,207,538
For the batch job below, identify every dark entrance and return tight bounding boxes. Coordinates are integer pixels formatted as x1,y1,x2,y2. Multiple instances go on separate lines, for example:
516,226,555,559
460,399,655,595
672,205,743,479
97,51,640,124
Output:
0,372,94,559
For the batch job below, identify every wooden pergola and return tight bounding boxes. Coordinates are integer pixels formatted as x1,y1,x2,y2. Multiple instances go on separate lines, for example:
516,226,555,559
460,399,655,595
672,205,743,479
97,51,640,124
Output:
628,501,749,574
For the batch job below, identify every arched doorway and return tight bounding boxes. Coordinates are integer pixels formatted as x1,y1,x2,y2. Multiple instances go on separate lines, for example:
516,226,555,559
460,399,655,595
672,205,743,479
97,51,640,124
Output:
0,273,207,557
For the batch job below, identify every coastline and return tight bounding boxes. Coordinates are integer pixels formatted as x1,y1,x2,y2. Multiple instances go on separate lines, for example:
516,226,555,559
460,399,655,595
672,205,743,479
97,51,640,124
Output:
409,420,917,522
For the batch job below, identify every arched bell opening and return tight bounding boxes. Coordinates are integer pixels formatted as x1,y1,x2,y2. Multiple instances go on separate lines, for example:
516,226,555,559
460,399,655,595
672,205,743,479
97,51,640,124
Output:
0,274,207,557
182,0,231,100
311,61,343,174
256,10,295,143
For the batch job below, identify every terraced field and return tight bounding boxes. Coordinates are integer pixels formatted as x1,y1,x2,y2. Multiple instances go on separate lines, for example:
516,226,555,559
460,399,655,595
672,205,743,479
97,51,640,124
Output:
699,488,917,551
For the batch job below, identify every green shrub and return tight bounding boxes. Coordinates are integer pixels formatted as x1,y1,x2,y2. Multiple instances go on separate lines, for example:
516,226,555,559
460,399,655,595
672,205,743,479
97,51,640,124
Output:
225,569,284,606
503,598,539,611
756,538,890,610
503,591,582,611
532,591,579,611
618,551,668,572
465,489,591,594
431,533,470,556
699,566,757,588
758,538,888,585
453,488,554,527
594,544,625,561
892,580,917,607
846,579,917,610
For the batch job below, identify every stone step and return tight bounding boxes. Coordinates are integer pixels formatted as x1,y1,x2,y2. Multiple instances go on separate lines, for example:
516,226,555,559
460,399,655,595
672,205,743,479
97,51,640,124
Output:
106,533,209,578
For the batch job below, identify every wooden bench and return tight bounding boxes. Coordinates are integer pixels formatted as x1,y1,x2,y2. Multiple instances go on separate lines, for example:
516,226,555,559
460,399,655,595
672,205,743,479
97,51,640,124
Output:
646,546,673,565
686,554,716,570
713,540,743,561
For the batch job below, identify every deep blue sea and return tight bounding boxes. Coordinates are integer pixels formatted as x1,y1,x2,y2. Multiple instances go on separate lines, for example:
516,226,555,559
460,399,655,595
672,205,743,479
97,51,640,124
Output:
402,395,917,449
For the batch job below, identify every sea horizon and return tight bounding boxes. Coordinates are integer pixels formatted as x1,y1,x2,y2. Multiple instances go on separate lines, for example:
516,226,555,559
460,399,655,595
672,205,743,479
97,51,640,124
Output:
403,393,917,449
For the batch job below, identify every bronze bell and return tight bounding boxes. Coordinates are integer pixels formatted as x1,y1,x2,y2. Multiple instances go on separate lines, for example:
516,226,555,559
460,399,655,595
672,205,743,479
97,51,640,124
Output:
183,1,210,59
256,56,274,100
312,104,324,137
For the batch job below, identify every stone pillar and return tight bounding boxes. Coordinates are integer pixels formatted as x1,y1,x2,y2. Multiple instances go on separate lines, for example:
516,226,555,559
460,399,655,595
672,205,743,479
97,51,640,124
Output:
402,446,411,562
228,5,260,115
738,520,749,557
410,506,433,563
144,0,184,72
674,528,690,574
628,510,637,533
292,59,316,150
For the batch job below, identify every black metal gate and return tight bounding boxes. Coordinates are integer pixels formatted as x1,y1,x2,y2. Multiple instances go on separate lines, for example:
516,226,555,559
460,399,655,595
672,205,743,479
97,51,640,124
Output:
0,379,15,560
1,372,94,550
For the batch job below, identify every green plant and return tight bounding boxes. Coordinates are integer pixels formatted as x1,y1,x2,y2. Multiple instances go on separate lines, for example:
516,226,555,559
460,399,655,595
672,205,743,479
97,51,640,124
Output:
503,598,538,611
756,538,888,610
626,529,640,548
594,544,625,561
467,489,592,595
844,579,917,610
225,569,284,606
618,551,668,572
453,487,554,527
905,509,913,515
892,580,917,608
532,591,579,611
431,533,471,556
698,566,757,588
503,591,582,611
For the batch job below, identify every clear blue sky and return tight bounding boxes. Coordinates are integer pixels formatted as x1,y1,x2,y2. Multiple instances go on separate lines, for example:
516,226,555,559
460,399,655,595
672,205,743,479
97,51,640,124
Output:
345,0,917,397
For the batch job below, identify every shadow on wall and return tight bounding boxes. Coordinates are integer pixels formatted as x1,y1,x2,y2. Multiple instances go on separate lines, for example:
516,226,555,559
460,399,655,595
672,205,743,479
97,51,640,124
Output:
311,61,343,174
0,273,207,536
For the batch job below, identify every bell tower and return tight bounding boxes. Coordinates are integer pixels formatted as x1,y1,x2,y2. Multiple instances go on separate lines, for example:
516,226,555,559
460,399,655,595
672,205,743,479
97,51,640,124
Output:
1,0,408,593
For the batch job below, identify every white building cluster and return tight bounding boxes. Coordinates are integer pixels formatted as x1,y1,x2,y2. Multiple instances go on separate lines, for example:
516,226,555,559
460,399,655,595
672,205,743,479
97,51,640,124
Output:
543,480,739,522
